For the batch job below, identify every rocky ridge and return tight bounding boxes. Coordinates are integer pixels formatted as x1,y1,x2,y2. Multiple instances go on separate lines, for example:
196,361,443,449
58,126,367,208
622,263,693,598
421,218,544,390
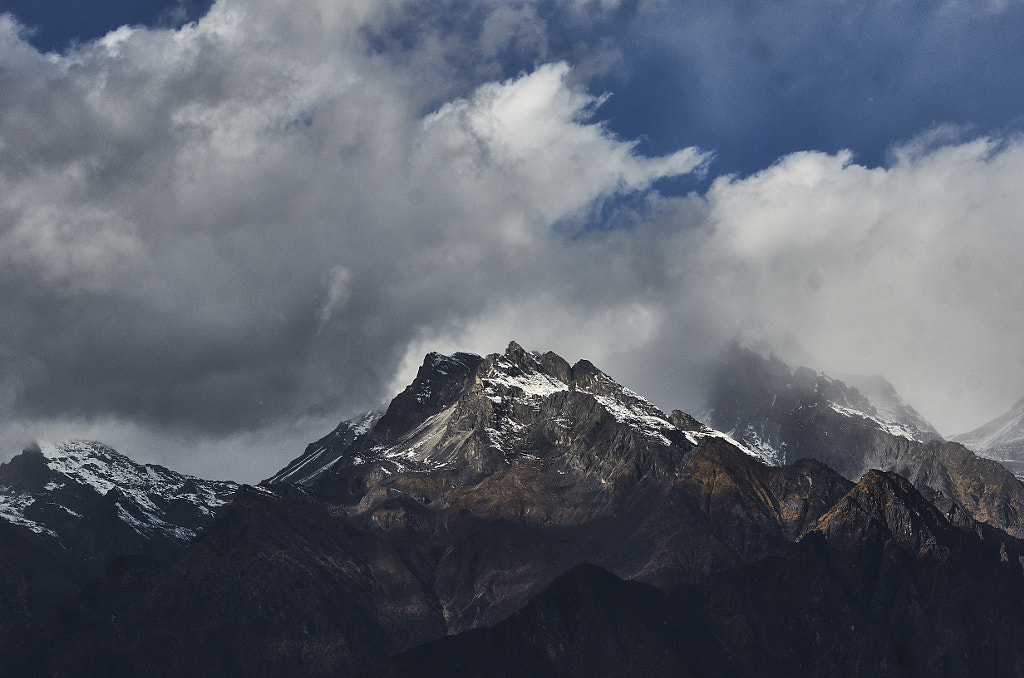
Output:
0,440,238,568
843,373,944,442
370,468,1024,678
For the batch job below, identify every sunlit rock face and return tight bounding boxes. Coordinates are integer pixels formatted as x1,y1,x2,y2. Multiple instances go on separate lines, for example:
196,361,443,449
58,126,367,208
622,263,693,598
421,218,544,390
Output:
272,341,719,491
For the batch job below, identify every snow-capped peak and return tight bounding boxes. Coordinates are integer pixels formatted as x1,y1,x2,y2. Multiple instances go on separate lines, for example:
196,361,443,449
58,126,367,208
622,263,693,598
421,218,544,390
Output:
0,440,238,556
268,343,766,487
483,356,568,402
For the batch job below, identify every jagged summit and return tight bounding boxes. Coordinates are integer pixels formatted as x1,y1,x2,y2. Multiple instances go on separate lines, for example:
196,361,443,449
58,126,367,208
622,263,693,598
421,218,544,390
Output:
811,469,965,556
0,440,237,566
268,341,754,487
842,374,942,442
704,341,942,466
374,351,485,441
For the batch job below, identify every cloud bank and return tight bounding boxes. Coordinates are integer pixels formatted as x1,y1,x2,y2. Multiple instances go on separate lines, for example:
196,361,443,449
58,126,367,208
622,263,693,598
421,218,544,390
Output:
2,0,1024,480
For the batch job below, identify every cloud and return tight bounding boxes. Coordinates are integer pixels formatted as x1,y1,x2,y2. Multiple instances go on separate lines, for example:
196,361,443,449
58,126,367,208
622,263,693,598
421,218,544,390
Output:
418,62,708,231
3,0,1024,481
666,131,1024,434
397,127,1024,441
0,1,707,480
318,266,352,327
1,204,146,295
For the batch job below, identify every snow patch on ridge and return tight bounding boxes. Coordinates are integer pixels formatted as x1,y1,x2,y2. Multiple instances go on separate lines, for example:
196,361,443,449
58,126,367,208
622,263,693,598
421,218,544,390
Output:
483,359,569,402
829,404,920,441
0,440,237,544
592,394,675,446
953,396,1024,465
0,492,57,536
725,425,783,466
684,428,766,463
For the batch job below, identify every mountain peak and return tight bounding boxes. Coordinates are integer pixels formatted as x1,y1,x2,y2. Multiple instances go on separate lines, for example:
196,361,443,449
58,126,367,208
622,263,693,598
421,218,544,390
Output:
0,440,238,566
705,343,943,466
495,342,584,389
812,469,962,557
374,351,484,440
268,343,764,491
502,339,534,365
536,351,572,383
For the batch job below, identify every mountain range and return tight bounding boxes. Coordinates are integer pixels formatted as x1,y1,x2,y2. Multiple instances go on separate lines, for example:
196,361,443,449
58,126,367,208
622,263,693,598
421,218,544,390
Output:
0,440,237,570
2,341,1024,676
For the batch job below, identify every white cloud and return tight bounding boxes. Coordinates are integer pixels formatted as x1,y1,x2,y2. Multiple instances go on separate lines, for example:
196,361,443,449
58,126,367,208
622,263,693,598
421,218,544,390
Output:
682,132,1024,434
0,0,708,478
3,0,1024,481
420,62,708,224
319,265,352,326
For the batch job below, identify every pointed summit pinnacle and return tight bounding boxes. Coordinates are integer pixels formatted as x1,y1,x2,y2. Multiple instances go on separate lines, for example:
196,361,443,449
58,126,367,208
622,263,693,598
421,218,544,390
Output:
503,340,535,367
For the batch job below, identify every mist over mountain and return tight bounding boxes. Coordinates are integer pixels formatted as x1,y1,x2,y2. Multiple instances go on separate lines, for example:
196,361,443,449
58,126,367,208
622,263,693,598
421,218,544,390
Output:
953,396,1024,478
703,340,944,464
703,341,1024,538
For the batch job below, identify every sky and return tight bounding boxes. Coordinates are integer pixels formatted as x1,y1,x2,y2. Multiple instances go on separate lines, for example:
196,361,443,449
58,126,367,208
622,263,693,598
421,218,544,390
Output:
2,0,1024,482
